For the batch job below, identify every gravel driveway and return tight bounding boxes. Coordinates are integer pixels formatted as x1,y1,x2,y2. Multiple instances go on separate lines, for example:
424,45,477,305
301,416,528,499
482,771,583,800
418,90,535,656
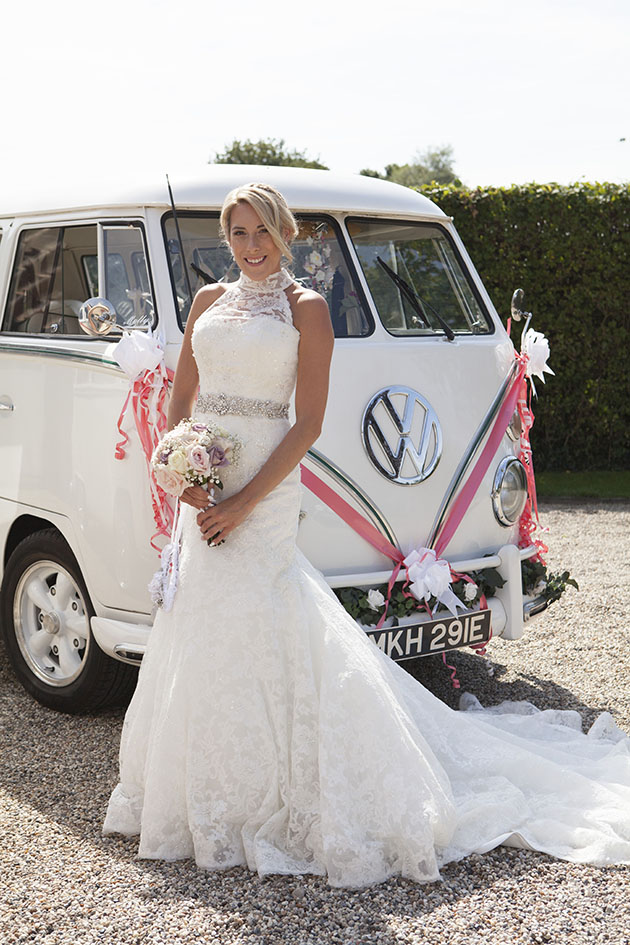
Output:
1,500,629,945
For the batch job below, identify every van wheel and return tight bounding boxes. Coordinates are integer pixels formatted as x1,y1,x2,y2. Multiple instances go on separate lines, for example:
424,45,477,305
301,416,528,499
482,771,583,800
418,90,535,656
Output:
0,529,137,713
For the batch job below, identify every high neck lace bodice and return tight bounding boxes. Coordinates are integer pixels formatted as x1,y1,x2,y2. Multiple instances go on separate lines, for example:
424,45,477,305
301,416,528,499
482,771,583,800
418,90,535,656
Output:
191,264,300,422
197,267,296,329
236,267,295,294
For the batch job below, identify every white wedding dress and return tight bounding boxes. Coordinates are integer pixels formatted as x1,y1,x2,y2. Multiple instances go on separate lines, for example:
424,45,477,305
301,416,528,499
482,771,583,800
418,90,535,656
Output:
104,268,630,887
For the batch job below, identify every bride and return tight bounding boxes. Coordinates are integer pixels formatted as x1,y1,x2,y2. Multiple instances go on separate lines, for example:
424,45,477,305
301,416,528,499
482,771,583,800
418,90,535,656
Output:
103,182,630,887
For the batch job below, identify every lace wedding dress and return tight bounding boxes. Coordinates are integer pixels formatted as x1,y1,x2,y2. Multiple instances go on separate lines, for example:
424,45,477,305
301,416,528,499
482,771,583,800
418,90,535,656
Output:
103,268,630,887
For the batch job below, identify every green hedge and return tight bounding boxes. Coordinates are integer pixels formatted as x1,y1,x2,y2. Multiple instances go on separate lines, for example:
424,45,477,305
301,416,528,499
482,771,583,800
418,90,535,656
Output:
421,183,630,472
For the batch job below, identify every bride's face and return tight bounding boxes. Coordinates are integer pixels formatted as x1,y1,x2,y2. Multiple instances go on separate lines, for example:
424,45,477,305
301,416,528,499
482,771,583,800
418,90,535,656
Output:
228,202,284,281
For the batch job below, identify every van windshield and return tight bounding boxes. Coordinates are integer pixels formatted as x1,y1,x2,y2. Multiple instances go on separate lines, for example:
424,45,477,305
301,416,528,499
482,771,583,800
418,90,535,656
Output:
162,213,373,337
346,218,493,336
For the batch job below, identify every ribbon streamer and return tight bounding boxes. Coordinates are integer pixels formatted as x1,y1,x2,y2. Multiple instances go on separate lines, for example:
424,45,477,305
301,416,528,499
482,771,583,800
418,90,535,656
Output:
433,358,528,558
112,331,176,550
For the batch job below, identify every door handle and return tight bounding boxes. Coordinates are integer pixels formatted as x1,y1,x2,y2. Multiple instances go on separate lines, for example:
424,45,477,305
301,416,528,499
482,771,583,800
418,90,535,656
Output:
0,396,14,412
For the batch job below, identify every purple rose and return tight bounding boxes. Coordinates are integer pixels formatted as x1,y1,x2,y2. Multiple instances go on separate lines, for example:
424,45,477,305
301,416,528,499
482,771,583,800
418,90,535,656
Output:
206,436,233,468
191,423,208,432
207,445,228,467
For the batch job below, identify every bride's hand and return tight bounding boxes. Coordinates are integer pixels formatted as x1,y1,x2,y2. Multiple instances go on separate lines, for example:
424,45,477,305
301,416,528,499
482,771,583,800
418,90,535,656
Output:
180,484,214,510
196,493,252,544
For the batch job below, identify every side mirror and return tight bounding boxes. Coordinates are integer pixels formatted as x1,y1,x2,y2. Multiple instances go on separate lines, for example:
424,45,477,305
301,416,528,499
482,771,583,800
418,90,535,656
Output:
79,298,118,336
510,288,531,322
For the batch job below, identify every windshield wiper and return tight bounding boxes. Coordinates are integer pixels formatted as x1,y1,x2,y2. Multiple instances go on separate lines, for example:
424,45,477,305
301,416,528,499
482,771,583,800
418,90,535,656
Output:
191,262,218,285
376,256,455,341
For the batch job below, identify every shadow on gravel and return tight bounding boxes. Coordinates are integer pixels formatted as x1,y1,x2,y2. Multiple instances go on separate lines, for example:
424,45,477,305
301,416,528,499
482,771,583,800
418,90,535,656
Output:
96,835,573,945
402,647,614,727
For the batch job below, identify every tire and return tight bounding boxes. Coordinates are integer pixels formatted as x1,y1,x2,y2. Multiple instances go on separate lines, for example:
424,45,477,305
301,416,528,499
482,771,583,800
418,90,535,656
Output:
0,529,137,713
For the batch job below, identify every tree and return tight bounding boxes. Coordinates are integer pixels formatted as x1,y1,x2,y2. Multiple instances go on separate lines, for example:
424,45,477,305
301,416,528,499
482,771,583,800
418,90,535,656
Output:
212,138,328,169
360,145,461,187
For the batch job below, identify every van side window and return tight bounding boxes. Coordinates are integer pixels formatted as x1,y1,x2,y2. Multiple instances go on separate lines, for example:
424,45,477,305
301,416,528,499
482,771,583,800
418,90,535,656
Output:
3,223,155,335
3,227,69,334
162,213,373,337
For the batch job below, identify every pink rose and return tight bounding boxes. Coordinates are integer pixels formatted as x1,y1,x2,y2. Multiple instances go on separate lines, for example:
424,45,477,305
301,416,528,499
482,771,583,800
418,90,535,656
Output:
154,465,186,497
186,444,211,474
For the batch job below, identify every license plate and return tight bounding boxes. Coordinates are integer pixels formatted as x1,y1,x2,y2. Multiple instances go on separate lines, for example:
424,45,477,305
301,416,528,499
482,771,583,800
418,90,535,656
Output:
364,609,492,662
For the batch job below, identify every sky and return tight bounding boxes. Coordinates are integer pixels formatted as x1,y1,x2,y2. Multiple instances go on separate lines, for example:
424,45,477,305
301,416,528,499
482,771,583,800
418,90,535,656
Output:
1,0,627,192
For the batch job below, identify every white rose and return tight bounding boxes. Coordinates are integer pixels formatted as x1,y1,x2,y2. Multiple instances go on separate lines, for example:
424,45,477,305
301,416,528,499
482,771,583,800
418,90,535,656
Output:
367,589,385,611
168,449,189,475
464,582,478,602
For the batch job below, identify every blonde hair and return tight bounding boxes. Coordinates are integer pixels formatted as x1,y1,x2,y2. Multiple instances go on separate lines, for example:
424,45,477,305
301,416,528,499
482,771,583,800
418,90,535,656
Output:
220,182,299,263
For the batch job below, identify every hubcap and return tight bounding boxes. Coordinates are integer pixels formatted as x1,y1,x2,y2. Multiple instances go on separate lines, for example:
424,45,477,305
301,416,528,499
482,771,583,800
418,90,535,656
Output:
13,561,91,687
41,612,61,635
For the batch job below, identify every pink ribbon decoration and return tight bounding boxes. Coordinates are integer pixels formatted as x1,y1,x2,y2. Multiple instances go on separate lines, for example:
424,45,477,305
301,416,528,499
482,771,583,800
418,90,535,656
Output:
115,364,176,550
516,376,548,560
299,465,408,628
433,358,528,558
299,465,404,564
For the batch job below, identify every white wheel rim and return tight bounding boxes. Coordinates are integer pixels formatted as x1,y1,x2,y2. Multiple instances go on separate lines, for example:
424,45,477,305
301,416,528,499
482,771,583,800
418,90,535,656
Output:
13,561,91,687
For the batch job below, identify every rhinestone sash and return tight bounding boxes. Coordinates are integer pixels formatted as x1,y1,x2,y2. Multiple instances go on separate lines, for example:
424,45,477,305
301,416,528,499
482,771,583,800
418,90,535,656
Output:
196,391,289,420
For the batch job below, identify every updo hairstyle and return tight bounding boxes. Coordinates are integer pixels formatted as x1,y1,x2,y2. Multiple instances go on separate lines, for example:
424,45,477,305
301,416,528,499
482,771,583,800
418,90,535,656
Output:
220,182,299,263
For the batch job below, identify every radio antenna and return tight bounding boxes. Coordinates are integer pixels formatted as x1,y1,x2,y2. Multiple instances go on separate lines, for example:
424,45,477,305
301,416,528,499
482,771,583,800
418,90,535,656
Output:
166,174,194,312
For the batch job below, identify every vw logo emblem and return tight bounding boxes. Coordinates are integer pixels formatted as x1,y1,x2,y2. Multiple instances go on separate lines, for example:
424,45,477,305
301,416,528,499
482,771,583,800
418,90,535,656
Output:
362,386,442,485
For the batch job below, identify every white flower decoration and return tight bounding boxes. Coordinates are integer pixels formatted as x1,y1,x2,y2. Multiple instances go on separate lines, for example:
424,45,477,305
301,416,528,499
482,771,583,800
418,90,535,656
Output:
522,328,555,394
464,581,478,602
367,588,385,611
403,547,467,618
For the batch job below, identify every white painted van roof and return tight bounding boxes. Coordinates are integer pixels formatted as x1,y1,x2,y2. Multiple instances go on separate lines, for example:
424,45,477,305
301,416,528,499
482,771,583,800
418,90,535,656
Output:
0,165,447,219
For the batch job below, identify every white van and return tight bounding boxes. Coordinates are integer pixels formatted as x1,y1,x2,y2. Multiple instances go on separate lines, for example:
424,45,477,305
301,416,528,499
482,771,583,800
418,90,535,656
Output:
0,165,548,712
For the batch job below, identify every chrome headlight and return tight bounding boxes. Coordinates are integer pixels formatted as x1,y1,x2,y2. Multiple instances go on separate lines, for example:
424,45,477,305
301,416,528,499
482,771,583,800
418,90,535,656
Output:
492,457,528,526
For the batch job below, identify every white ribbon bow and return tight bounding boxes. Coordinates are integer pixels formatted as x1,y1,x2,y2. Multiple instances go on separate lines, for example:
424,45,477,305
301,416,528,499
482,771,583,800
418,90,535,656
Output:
522,328,554,396
403,547,467,618
112,328,165,380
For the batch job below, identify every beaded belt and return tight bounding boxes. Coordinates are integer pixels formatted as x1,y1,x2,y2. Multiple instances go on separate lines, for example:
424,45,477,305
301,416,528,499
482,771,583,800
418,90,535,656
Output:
196,391,289,420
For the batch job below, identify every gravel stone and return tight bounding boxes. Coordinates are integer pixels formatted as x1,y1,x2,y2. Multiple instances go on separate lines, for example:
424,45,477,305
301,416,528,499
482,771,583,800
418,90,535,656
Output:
1,499,629,945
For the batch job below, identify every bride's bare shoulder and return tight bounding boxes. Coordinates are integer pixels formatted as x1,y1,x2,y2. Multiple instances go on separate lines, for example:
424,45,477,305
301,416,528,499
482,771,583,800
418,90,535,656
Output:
194,282,229,307
187,282,229,327
287,283,330,333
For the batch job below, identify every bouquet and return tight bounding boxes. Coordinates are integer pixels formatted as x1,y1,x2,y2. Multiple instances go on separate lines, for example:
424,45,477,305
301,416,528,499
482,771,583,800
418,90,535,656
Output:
151,418,240,501
148,419,240,610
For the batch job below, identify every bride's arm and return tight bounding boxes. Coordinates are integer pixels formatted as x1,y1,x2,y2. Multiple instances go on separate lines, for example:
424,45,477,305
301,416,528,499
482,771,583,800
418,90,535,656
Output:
196,291,334,542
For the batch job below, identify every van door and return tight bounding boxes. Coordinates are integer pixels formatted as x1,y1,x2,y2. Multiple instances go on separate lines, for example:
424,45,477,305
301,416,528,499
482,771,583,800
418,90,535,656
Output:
0,220,159,614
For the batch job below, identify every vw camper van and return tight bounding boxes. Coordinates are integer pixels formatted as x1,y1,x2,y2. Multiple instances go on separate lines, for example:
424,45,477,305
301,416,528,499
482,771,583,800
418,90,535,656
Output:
0,166,547,711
